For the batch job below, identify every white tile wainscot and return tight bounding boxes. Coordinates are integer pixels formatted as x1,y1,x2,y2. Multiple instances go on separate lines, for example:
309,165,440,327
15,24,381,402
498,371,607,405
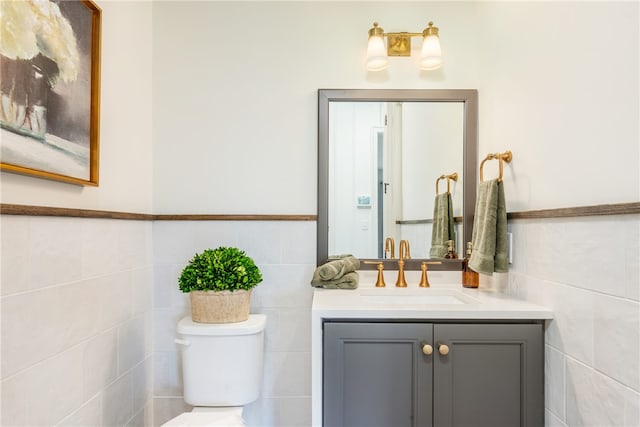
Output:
311,275,553,426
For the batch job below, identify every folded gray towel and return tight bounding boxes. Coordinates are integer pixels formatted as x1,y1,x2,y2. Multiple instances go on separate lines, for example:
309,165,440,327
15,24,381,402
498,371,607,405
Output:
310,271,359,289
429,192,455,258
317,255,360,280
469,179,508,275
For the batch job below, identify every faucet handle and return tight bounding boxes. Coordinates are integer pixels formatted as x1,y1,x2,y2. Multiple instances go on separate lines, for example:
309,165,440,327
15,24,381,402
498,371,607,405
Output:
364,261,386,287
419,262,430,287
419,261,442,288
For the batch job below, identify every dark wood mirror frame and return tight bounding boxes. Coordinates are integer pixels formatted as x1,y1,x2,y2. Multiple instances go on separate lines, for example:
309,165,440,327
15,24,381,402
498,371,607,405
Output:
317,89,478,271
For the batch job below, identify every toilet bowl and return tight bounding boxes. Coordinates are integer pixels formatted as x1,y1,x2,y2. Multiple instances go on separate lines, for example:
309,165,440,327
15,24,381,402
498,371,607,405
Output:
162,314,266,427
162,407,245,426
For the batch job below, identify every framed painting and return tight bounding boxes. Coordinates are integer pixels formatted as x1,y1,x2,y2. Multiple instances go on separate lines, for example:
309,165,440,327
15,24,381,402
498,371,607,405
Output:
0,0,101,185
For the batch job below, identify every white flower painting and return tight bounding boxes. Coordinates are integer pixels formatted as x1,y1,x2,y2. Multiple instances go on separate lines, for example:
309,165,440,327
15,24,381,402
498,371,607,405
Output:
0,0,101,185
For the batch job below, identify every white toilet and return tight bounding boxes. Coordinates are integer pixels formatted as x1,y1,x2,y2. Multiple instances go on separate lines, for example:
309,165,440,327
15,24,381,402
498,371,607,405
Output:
162,314,267,427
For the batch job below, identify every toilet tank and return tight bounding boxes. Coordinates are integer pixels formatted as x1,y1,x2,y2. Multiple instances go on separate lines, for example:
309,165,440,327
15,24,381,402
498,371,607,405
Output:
176,314,266,407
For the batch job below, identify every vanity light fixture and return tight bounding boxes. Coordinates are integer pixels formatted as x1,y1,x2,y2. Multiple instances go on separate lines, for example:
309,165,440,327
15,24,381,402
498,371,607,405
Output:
366,21,442,72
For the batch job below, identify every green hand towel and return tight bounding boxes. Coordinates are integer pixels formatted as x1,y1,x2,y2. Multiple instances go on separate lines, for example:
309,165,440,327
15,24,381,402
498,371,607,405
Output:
317,255,360,280
429,192,455,258
468,179,508,275
310,271,359,289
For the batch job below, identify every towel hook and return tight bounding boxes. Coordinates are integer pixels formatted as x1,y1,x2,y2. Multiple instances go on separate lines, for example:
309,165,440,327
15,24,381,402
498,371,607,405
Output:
435,172,458,194
480,151,512,182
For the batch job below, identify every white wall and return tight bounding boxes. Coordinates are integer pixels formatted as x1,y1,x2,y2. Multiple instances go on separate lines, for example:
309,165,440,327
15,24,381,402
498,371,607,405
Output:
152,220,315,426
477,1,639,209
476,2,639,425
149,2,639,425
151,1,482,214
0,1,154,213
150,3,483,423
1,1,638,426
1,1,155,426
1,216,154,426
507,216,639,426
152,1,636,425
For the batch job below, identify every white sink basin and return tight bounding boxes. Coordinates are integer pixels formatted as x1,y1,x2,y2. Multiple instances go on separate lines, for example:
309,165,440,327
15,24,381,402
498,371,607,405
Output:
359,289,479,305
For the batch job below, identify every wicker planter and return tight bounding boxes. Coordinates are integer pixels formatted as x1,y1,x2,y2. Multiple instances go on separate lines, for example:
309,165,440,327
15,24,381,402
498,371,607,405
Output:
190,289,252,324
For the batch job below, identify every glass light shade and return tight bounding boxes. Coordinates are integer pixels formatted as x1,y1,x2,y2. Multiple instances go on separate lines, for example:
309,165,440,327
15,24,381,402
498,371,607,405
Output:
366,35,389,71
420,34,442,70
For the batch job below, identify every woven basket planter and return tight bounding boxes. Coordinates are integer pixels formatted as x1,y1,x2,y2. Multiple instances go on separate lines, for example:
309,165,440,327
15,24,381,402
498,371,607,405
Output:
190,289,252,324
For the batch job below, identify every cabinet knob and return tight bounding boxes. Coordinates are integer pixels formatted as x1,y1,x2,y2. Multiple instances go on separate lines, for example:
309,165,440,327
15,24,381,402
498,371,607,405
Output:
438,344,450,355
422,344,433,355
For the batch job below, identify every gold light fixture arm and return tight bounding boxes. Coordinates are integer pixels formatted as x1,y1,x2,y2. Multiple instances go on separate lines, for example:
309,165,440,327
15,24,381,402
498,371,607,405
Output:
368,21,440,57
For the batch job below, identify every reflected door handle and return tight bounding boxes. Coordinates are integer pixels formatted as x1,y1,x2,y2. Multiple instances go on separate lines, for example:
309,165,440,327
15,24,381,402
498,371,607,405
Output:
422,343,433,356
438,343,450,356
383,182,390,194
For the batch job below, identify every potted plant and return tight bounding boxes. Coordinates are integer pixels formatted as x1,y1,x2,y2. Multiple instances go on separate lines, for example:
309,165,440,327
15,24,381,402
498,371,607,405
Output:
178,246,263,323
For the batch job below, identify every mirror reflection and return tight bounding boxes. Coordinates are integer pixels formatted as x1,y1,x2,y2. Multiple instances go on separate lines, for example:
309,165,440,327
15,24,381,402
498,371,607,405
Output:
328,101,464,259
318,89,478,270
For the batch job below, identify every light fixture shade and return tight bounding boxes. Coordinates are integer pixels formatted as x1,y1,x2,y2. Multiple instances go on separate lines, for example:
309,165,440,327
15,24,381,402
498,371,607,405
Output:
366,22,388,71
367,35,389,71
420,22,442,70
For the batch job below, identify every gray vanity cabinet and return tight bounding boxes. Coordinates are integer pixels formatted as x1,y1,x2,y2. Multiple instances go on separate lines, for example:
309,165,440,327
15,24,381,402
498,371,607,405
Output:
323,321,543,427
323,323,434,427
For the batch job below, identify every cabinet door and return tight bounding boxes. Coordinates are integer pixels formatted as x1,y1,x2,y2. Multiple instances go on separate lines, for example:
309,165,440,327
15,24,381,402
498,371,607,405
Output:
433,323,544,427
323,322,434,427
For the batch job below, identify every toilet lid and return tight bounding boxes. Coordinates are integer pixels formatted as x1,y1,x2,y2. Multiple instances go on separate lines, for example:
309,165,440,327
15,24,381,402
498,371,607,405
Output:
178,314,266,336
161,412,245,427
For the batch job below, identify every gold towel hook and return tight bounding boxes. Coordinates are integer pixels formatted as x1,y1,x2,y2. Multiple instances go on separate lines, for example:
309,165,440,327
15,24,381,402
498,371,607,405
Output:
480,151,512,182
435,172,458,194
435,175,445,195
447,172,458,192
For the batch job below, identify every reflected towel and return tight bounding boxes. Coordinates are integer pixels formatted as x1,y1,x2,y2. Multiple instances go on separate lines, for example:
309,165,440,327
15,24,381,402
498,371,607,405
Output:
468,179,508,275
429,192,455,258
310,271,359,289
317,255,360,280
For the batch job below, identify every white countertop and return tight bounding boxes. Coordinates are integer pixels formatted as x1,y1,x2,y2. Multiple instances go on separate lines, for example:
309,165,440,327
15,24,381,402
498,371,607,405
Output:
312,284,553,320
310,274,553,426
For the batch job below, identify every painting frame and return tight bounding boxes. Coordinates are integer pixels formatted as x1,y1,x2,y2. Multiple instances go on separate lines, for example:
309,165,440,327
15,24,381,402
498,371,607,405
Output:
0,0,102,186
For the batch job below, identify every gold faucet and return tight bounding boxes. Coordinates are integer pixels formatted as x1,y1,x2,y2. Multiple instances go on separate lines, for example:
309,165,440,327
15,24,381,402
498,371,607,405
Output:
384,237,395,259
395,239,410,287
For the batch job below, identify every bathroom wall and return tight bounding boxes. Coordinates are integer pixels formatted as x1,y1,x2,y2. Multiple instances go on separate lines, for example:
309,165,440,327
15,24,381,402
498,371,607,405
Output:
151,2,482,424
0,1,637,426
508,216,639,426
1,216,154,426
477,1,638,209
1,1,154,426
152,220,316,426
0,3,154,213
151,1,638,425
151,1,482,214
477,2,639,425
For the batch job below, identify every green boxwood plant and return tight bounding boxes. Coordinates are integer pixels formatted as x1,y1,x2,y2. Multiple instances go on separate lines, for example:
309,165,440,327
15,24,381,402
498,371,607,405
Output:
178,247,263,293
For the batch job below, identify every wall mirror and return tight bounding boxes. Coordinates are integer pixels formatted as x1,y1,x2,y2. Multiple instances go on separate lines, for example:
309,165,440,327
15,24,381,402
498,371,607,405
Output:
317,89,478,270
